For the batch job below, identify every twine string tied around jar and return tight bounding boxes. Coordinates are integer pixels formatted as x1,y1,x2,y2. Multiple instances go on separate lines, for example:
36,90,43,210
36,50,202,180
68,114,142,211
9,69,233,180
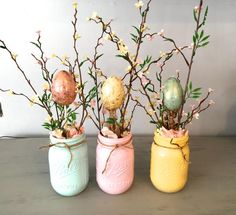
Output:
97,137,133,174
39,140,87,168
153,138,190,163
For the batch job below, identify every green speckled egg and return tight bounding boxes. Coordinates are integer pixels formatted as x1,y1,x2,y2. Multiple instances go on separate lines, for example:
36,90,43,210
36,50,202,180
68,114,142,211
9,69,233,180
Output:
163,77,183,111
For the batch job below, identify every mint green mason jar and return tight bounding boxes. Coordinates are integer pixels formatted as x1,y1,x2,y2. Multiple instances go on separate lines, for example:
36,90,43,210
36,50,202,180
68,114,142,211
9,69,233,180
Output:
49,133,89,196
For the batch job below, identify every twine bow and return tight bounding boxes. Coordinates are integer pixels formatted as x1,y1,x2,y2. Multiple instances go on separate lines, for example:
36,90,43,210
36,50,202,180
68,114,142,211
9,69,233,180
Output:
153,138,190,163
40,140,87,168
98,137,133,174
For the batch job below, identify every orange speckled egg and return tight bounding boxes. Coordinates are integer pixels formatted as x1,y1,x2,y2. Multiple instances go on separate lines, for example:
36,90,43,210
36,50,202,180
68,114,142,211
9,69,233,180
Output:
51,70,77,105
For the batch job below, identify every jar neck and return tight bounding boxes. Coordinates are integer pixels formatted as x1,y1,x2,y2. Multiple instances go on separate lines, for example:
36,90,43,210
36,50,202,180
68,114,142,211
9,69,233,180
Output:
154,129,189,148
98,133,132,146
50,132,86,146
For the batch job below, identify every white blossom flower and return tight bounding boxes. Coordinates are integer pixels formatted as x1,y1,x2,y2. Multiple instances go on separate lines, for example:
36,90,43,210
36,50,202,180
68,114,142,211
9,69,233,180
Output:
135,1,144,8
209,100,215,105
188,43,194,49
157,29,164,36
208,88,214,93
194,6,199,12
194,113,200,120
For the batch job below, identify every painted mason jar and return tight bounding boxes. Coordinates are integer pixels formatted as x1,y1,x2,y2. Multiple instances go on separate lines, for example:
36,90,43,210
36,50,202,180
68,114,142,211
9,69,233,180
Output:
150,130,190,193
96,133,134,194
49,133,89,196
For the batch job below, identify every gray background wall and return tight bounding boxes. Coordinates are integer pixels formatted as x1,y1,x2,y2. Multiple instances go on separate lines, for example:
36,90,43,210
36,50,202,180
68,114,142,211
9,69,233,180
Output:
0,0,235,136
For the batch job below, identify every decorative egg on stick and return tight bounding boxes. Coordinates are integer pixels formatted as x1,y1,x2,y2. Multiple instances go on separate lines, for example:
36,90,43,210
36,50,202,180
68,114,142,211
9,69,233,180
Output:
101,76,125,135
162,77,183,129
101,76,125,114
51,70,77,105
163,77,183,112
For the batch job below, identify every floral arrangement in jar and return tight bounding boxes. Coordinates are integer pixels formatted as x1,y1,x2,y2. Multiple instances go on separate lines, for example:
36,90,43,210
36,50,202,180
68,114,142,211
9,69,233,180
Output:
0,2,101,196
128,0,213,193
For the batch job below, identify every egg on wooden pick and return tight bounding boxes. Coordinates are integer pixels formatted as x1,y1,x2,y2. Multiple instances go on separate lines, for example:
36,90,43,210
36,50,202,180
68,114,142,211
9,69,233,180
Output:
101,76,125,111
163,77,183,111
51,70,77,105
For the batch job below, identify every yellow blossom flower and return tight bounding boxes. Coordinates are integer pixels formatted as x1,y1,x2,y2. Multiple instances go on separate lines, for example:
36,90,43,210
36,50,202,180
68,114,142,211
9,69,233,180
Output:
42,82,50,91
45,115,52,123
74,73,79,79
8,90,14,96
135,1,144,8
72,2,78,9
62,54,68,61
159,51,166,58
30,96,40,106
118,40,128,55
104,34,111,40
126,65,132,73
52,129,64,138
141,23,149,32
74,33,81,40
51,53,57,58
12,53,18,60
91,11,98,19
134,96,140,102
96,70,103,77
148,109,156,116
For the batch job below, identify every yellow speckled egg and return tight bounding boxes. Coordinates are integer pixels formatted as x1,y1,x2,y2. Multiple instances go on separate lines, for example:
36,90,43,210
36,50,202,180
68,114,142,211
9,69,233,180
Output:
51,70,77,105
101,76,125,111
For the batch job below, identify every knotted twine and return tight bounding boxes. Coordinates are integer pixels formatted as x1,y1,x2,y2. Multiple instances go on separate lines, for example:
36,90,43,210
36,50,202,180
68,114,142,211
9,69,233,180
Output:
40,140,87,168
97,137,133,174
153,138,190,163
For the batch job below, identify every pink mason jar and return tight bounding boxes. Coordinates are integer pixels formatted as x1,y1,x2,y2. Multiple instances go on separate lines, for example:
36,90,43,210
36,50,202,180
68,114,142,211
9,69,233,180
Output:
96,133,134,194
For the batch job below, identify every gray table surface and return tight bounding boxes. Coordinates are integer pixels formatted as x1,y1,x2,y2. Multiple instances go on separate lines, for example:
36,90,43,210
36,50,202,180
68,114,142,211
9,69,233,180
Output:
0,136,236,215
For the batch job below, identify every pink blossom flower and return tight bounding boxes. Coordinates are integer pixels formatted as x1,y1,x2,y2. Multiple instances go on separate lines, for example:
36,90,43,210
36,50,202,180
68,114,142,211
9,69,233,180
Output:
141,76,149,85
102,107,108,115
90,99,96,108
156,62,163,68
36,30,41,35
147,35,154,41
190,104,195,110
182,110,188,117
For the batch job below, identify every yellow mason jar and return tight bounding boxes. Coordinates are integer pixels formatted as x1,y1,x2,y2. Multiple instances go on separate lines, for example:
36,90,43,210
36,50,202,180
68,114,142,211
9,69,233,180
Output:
150,129,190,193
